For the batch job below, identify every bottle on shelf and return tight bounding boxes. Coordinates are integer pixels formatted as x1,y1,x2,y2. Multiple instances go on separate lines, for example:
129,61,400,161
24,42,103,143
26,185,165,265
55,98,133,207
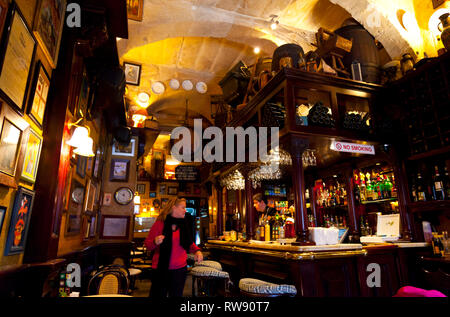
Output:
360,216,367,236
264,219,271,242
432,165,445,201
416,173,427,201
444,166,450,200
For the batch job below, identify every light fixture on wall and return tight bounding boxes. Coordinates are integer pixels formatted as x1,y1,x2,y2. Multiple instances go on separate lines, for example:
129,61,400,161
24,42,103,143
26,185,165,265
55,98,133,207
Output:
269,15,279,30
66,118,95,157
137,92,150,108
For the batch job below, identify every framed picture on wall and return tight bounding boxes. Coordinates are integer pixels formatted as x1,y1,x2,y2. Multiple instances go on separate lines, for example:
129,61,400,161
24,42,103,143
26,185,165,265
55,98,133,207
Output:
123,62,141,86
0,102,29,188
76,155,86,178
127,0,143,21
0,2,36,113
0,0,9,38
20,128,43,184
4,187,35,255
112,138,135,157
100,215,130,239
65,214,81,236
161,198,169,208
149,191,156,198
68,178,85,215
33,0,67,68
159,184,166,195
0,205,6,234
103,193,112,206
27,61,50,129
136,183,145,194
168,186,178,195
109,159,130,182
85,178,96,211
89,214,97,238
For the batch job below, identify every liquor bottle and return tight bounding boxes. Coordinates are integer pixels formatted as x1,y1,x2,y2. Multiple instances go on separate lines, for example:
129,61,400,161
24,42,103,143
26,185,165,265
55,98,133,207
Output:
264,220,271,242
366,172,373,200
444,166,450,200
416,173,427,201
365,218,371,235
391,175,398,198
410,176,418,202
431,233,444,257
360,216,367,236
432,165,445,201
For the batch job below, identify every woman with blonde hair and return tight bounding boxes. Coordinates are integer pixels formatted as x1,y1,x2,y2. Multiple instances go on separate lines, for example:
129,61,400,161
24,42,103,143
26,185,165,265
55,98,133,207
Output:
145,197,203,297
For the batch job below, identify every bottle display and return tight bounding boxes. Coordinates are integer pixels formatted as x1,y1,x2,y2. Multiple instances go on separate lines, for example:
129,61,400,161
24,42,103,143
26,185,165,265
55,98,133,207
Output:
408,160,450,202
353,166,397,203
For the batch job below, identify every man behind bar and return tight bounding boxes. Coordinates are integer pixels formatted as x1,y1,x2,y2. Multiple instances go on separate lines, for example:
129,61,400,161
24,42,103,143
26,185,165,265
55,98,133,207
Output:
253,193,277,224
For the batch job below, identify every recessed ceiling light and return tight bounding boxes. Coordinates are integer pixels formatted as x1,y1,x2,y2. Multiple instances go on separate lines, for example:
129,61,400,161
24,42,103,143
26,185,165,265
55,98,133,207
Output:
253,47,260,54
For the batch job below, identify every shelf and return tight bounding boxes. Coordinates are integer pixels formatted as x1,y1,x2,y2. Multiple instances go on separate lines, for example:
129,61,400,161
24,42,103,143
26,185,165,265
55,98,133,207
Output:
408,200,450,213
407,145,450,161
361,198,397,205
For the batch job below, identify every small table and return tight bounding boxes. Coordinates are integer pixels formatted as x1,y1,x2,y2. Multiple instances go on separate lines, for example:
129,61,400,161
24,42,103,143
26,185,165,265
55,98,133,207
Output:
128,268,142,291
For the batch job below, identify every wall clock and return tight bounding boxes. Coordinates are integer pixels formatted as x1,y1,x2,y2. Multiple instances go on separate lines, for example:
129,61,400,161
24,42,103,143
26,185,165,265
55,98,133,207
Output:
114,187,134,205
71,187,85,204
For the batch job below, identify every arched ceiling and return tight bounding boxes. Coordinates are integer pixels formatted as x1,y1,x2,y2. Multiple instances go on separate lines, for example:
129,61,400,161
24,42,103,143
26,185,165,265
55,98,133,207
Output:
118,0,431,132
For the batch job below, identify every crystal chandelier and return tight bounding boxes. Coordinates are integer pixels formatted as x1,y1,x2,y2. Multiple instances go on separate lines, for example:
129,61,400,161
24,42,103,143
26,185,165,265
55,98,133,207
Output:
219,170,245,190
248,163,283,188
302,149,317,167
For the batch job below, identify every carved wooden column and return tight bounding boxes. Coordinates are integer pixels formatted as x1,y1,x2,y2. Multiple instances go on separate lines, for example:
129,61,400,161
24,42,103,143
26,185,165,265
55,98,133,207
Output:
288,136,314,245
344,167,359,242
242,170,255,241
215,183,224,237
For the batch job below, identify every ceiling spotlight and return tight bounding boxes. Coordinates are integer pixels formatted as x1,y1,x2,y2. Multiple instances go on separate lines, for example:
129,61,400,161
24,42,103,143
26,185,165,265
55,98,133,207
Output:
270,14,279,30
253,47,260,54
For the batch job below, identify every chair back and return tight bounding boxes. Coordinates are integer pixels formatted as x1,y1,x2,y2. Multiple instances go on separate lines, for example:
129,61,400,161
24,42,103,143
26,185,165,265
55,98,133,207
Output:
87,266,130,295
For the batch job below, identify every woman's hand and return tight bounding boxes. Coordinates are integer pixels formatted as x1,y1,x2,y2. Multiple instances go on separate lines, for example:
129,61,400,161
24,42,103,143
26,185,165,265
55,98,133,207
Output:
194,250,203,263
154,235,165,246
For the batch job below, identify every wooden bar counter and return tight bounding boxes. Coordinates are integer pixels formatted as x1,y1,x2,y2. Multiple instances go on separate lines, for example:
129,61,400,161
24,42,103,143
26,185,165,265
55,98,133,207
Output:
205,240,430,297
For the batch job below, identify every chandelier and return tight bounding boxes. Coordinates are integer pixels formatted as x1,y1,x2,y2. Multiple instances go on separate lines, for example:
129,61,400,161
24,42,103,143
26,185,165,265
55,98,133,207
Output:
219,170,245,190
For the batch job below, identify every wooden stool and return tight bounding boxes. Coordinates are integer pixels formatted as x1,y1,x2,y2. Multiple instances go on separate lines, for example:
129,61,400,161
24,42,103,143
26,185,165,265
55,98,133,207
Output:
238,278,297,297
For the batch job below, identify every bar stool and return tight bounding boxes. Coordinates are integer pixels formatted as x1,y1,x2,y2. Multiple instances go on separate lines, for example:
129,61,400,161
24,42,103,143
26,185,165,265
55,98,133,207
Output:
238,278,297,297
194,260,223,271
190,266,230,297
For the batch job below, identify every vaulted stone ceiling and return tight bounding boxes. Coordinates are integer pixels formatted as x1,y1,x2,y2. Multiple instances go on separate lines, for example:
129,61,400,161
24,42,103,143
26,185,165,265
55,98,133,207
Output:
117,0,441,132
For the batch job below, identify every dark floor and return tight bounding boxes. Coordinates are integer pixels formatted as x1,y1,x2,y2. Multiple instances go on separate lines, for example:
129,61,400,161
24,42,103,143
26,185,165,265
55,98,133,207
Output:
130,272,194,297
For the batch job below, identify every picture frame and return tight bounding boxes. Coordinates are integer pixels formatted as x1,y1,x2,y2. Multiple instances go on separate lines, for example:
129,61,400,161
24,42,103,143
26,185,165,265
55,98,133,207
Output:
161,198,169,208
168,186,178,195
103,193,112,206
20,128,43,184
86,155,94,177
0,205,6,234
99,215,130,239
67,178,85,216
109,159,130,182
136,183,145,195
137,167,150,181
112,138,135,157
159,184,166,196
76,155,86,178
152,199,160,209
0,0,9,46
149,191,156,198
0,2,36,113
89,215,97,237
123,61,141,86
63,164,73,211
85,178,96,212
65,214,81,236
76,66,89,119
0,102,29,188
127,0,143,21
33,0,67,68
27,61,50,129
4,187,35,255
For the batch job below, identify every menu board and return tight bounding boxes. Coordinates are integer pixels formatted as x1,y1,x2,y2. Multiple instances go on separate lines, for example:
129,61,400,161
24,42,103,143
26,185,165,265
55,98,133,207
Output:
175,165,199,181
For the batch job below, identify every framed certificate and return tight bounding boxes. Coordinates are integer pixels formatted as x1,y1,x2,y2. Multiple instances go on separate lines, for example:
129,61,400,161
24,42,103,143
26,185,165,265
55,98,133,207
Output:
27,61,50,128
0,2,36,113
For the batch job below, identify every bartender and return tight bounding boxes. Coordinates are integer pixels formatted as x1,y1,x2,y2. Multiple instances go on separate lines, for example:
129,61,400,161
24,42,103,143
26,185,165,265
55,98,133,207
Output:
253,193,277,224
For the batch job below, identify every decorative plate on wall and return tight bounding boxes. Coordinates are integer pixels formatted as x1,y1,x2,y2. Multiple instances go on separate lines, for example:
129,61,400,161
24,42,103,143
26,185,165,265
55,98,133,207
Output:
196,81,207,94
182,80,193,91
169,79,180,90
151,81,165,95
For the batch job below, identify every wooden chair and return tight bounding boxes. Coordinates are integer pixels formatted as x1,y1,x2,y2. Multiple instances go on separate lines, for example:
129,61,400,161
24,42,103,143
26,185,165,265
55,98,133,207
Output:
87,266,130,296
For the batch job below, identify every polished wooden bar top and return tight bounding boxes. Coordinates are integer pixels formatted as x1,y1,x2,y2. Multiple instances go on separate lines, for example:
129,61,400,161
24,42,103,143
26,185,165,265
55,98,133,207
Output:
205,239,366,260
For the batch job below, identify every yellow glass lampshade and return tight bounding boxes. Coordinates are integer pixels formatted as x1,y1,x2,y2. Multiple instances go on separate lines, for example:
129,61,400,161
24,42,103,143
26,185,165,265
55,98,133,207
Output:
73,136,95,157
66,126,89,148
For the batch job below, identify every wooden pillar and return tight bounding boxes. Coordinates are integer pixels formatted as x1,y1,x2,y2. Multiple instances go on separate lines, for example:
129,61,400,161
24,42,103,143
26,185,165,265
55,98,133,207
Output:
344,167,359,242
288,137,313,245
243,171,255,241
215,184,224,237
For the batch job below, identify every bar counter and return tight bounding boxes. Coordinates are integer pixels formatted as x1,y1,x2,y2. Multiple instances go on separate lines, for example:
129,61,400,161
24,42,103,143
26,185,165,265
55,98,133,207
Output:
205,239,431,297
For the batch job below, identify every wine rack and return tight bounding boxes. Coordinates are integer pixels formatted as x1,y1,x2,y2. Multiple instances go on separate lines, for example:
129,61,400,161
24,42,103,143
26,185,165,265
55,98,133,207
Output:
391,52,450,157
